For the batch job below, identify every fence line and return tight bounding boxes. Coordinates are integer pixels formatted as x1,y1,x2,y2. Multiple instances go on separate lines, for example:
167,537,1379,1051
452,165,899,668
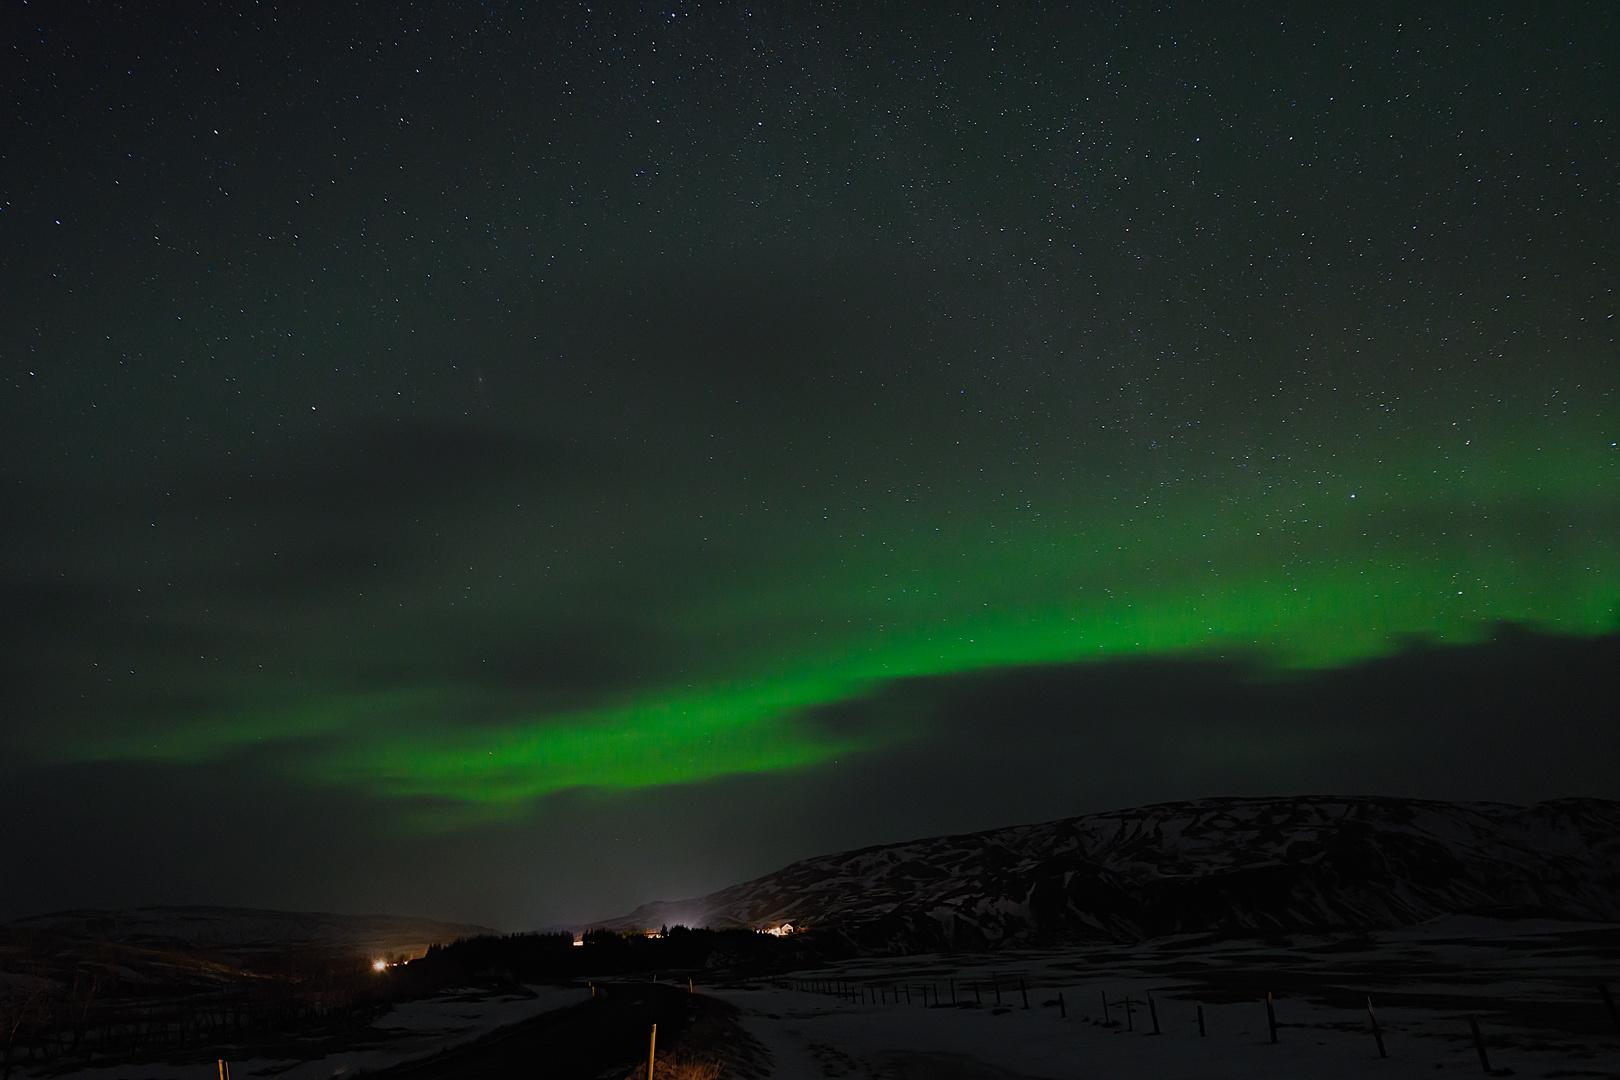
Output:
781,971,1620,1073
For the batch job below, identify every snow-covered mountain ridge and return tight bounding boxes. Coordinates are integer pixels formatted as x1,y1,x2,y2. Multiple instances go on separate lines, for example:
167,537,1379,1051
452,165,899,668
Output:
607,797,1620,947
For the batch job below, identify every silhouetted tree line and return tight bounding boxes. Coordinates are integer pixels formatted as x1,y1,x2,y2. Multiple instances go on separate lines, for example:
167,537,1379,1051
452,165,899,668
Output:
388,925,795,992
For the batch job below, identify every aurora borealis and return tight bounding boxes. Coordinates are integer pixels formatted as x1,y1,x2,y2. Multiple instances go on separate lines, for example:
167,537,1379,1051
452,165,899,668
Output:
2,4,1616,926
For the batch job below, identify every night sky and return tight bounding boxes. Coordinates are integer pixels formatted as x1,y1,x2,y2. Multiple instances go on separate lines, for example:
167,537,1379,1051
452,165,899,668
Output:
2,4,1616,930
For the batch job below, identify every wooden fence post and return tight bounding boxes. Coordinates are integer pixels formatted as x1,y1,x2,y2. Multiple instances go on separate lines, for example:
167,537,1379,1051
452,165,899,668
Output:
1468,1016,1490,1074
1020,980,1030,1010
1367,997,1387,1059
1058,991,1066,1018
1265,993,1277,1044
1197,1004,1205,1036
1148,993,1159,1034
1125,996,1134,1032
648,1023,657,1080
1101,991,1111,1026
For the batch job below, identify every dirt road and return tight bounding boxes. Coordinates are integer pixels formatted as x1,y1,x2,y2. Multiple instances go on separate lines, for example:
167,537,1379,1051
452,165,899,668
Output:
370,982,702,1080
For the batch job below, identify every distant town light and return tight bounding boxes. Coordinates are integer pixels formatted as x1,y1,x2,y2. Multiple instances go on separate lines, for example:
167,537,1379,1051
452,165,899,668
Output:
372,959,388,971
763,923,794,937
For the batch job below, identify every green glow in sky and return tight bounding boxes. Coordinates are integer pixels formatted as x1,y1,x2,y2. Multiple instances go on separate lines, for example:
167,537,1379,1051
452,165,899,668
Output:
53,415,1616,817
11,2,1620,931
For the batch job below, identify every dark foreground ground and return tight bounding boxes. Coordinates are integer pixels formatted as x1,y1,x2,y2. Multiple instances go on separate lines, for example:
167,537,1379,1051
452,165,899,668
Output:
369,981,768,1080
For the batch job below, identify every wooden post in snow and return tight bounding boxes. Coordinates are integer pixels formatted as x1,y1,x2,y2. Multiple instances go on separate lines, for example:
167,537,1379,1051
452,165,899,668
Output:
648,1023,658,1080
1468,1016,1491,1074
1366,998,1386,1059
1020,980,1030,1010
1101,991,1111,1026
1265,992,1278,1044
1058,991,1066,1018
1197,1004,1205,1036
1148,993,1159,1034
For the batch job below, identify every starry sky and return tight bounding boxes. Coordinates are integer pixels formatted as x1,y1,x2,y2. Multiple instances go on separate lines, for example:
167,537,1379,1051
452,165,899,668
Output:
2,3,1616,929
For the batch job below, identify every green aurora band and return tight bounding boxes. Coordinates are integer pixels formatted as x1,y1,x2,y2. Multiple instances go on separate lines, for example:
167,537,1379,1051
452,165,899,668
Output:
52,415,1617,820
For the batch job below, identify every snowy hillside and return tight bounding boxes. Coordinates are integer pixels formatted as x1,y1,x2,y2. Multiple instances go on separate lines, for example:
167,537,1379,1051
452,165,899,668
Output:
606,797,1620,947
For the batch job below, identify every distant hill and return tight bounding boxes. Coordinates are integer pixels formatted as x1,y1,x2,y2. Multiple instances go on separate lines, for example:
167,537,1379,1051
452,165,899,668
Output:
4,905,496,960
604,796,1620,949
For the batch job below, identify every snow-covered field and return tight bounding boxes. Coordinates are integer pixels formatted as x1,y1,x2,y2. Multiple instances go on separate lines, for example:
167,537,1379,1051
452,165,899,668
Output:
714,918,1620,1079
28,984,587,1080
22,918,1620,1078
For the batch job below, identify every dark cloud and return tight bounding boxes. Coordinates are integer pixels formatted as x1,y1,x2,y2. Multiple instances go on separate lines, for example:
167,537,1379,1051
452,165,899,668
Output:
787,625,1620,852
220,422,566,516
